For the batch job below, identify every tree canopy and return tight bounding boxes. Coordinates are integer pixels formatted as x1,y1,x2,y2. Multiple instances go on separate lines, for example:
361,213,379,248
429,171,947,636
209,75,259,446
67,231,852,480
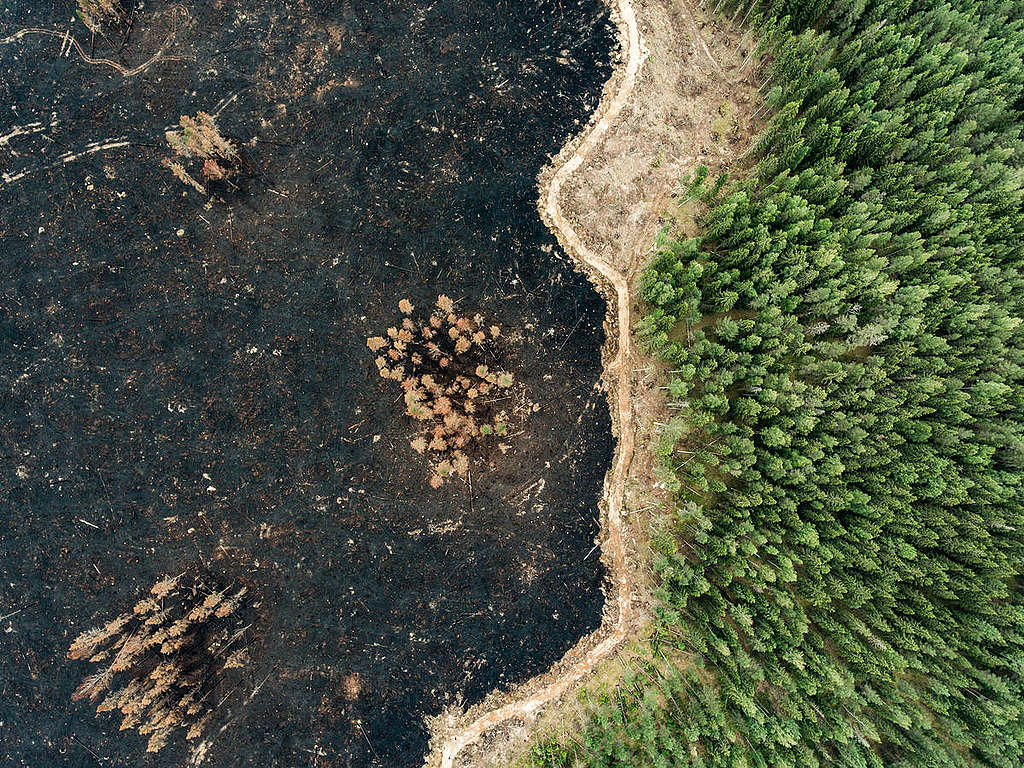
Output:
528,1,1024,765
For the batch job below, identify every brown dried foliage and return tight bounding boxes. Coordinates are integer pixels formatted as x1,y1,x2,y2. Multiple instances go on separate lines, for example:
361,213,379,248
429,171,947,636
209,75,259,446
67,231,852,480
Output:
368,295,530,487
163,112,240,194
77,0,129,34
68,573,251,753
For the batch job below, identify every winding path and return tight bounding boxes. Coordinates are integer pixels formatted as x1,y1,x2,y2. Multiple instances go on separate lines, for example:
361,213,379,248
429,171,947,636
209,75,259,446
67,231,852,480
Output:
434,1,645,765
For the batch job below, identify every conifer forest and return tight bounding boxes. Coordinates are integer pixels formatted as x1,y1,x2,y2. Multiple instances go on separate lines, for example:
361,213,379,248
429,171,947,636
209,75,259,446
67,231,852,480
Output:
531,0,1024,766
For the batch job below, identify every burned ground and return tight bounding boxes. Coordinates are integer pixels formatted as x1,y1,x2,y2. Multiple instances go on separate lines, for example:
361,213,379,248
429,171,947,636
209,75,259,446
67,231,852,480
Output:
0,1,614,766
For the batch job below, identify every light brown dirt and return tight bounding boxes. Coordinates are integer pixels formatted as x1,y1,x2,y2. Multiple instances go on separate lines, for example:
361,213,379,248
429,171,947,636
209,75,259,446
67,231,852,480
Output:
427,3,765,767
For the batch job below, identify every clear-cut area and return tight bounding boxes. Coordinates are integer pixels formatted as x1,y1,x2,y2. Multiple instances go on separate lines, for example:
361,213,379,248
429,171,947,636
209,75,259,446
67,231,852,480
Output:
0,2,618,765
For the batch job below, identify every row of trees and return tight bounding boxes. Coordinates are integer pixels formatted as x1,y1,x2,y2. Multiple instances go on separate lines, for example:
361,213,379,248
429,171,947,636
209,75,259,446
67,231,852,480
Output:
529,0,1023,765
69,574,251,753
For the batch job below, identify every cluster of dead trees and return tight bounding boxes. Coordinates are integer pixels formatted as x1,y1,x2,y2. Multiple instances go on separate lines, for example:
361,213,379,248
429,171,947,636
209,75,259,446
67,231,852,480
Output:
68,573,251,753
368,295,531,488
163,112,244,195
76,0,133,38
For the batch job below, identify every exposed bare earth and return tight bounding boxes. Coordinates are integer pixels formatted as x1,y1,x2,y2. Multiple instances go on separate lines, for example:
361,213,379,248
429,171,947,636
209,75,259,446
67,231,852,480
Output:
426,3,764,766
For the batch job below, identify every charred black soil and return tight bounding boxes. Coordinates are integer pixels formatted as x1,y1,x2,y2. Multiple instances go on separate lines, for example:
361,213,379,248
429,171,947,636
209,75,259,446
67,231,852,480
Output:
0,2,615,766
